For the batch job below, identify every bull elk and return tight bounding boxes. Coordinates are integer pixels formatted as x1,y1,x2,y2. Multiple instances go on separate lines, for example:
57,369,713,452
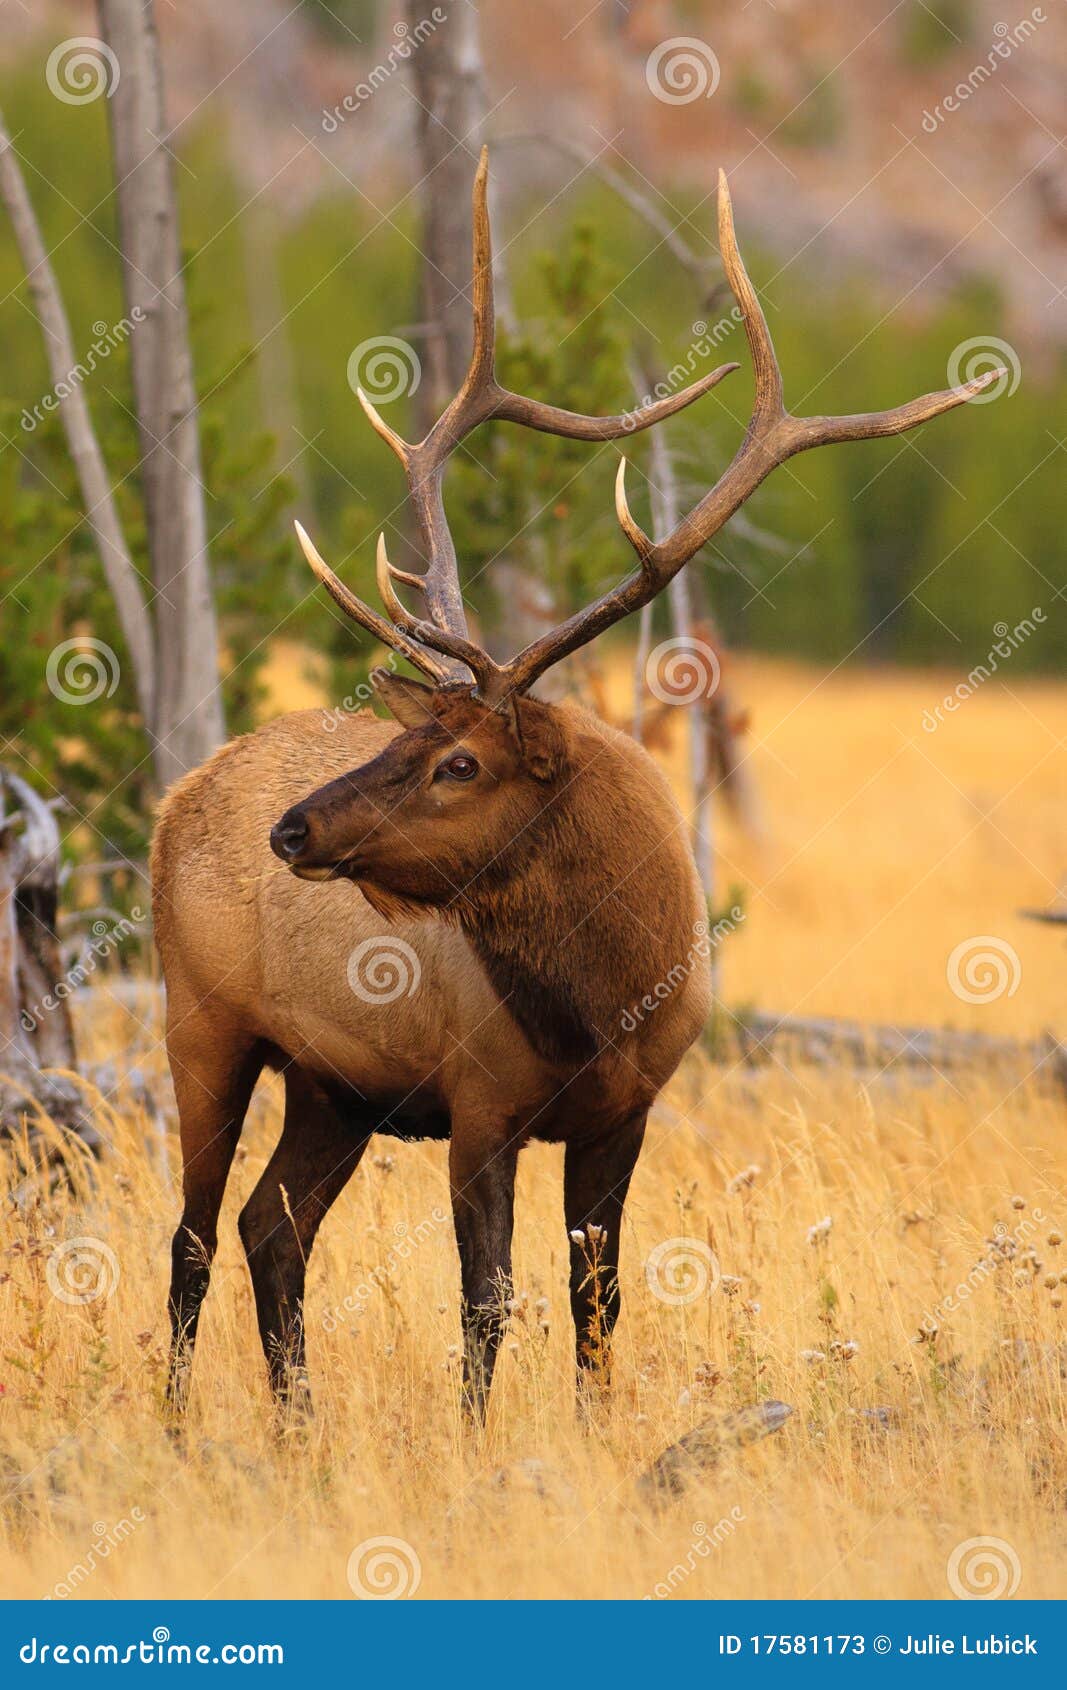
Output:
153,152,998,1421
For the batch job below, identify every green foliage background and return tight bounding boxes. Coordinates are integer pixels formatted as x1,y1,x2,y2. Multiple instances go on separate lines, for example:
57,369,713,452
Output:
1,51,1063,852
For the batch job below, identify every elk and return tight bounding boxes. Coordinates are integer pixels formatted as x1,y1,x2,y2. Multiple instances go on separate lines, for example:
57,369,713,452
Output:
153,151,998,1421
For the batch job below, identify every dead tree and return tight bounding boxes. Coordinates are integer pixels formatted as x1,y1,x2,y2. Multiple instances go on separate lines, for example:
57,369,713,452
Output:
97,0,224,784
406,0,510,425
0,772,100,1157
0,7,224,791
0,112,156,737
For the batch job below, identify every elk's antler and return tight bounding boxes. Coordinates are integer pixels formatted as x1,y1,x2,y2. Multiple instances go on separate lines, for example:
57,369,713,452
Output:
295,148,736,689
297,154,1000,707
494,171,1003,700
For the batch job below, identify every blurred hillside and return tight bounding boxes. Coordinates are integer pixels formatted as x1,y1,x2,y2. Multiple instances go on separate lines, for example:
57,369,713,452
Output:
0,0,1064,806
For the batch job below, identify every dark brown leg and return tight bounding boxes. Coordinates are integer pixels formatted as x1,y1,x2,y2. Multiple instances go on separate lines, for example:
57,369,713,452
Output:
238,1066,368,1415
166,1013,265,1416
564,1113,647,1395
449,1127,520,1421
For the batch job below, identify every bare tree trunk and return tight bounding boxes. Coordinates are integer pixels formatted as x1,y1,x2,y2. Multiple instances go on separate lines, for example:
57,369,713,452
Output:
0,113,156,733
98,0,224,785
226,121,310,510
631,602,654,743
4,773,77,1072
647,429,719,996
407,0,510,426
0,774,97,1157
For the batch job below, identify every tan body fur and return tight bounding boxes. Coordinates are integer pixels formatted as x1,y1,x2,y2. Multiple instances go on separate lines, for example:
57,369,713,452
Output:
153,696,709,1416
153,703,710,1143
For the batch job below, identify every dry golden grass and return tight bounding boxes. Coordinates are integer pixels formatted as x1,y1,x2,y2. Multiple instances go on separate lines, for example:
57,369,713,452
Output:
2,654,1065,1600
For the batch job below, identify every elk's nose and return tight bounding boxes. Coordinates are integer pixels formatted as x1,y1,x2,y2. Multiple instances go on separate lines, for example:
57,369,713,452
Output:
270,809,310,861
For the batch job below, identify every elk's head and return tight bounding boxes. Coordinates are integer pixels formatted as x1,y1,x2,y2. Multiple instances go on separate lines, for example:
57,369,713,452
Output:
272,150,999,913
270,675,569,913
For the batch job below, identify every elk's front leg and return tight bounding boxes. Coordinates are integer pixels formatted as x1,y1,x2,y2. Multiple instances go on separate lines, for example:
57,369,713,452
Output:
239,1067,367,1418
564,1113,647,1398
449,1125,520,1421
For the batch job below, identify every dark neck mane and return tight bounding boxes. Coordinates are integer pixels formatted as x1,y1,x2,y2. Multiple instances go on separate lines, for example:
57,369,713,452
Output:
455,719,701,1068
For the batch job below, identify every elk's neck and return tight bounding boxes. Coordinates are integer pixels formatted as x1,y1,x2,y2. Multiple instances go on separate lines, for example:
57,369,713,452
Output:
456,727,705,1067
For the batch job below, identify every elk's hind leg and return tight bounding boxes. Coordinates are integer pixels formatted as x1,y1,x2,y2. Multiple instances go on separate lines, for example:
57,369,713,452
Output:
239,1067,368,1416
564,1113,647,1400
166,1009,265,1417
449,1122,521,1422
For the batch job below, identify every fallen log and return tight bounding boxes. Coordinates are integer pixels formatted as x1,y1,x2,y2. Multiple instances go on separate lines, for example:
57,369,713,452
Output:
637,1399,793,1503
729,1009,1066,1093
0,771,102,1161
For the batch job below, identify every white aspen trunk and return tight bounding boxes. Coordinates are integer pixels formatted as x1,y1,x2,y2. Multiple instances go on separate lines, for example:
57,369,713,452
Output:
647,429,719,1000
97,0,225,785
0,111,156,734
632,601,654,743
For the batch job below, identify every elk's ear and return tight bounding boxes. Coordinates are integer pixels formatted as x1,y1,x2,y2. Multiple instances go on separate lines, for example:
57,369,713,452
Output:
511,697,567,781
372,670,437,729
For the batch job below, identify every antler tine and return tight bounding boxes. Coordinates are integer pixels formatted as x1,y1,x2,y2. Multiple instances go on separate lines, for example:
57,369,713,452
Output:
717,169,784,428
293,521,451,686
492,171,1000,700
375,534,502,694
351,146,739,687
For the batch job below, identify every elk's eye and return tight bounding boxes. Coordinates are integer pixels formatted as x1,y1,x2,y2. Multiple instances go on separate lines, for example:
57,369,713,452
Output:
439,753,479,781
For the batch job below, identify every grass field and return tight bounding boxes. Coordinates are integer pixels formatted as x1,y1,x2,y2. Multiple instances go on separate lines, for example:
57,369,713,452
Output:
1,653,1065,1601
